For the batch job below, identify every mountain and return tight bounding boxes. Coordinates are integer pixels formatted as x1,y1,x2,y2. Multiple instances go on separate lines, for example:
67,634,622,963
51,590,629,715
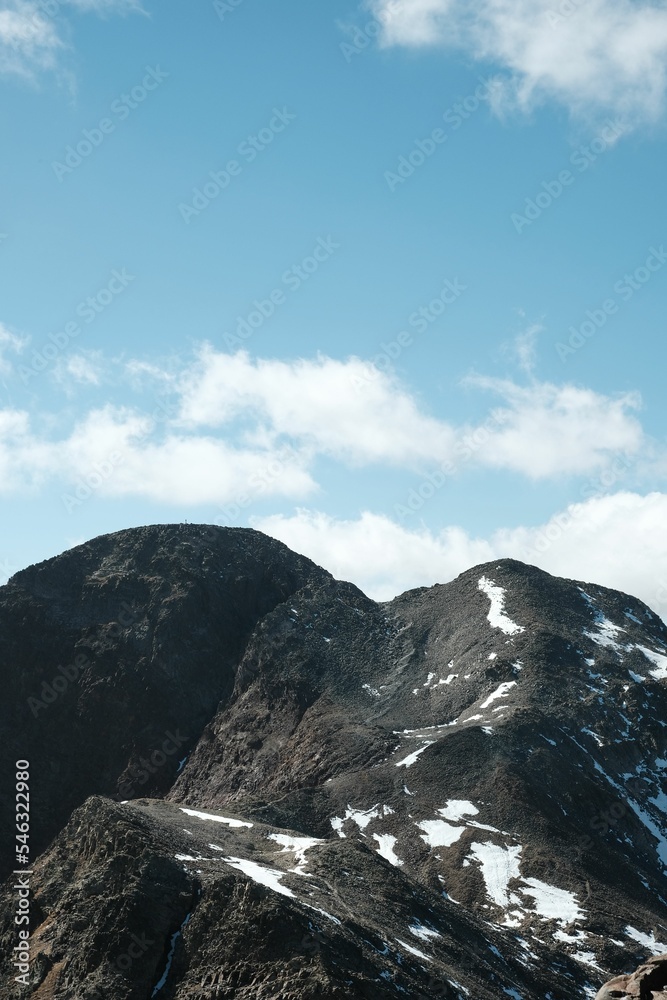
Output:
0,524,665,999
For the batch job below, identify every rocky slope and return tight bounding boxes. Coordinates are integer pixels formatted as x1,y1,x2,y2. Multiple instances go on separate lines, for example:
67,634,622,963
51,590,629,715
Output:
0,525,665,999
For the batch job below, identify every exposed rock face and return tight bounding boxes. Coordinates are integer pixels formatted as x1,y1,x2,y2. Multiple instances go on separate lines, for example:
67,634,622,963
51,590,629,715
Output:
0,525,666,998
595,953,667,998
0,524,329,873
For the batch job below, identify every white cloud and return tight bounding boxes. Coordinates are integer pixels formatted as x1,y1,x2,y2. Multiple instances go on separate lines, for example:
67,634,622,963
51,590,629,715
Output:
497,491,667,612
0,3,61,78
0,408,56,491
369,0,667,124
63,0,144,11
175,347,458,468
513,323,542,375
0,349,653,505
0,0,144,79
54,351,104,388
465,376,643,478
0,322,28,374
253,509,495,600
175,348,644,478
372,0,457,46
0,404,318,505
252,492,667,615
64,407,317,505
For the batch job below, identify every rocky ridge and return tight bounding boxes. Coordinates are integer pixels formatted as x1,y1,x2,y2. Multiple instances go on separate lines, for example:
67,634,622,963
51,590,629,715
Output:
0,524,665,998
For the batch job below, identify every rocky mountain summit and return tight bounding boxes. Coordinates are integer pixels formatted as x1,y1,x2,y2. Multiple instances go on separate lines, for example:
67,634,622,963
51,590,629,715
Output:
0,523,666,999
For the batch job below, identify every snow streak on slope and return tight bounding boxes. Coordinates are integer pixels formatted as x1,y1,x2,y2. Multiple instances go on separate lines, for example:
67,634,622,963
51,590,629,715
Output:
180,807,253,828
222,856,296,897
373,833,404,866
268,833,323,873
636,644,667,680
480,682,517,709
478,578,525,636
417,819,467,848
519,878,584,924
469,842,522,907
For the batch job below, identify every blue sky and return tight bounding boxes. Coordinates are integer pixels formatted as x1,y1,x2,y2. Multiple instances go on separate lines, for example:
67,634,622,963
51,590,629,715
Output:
1,0,666,612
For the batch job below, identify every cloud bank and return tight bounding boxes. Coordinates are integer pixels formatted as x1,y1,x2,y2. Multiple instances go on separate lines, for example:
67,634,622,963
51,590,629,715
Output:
0,346,649,502
253,492,667,615
369,0,667,123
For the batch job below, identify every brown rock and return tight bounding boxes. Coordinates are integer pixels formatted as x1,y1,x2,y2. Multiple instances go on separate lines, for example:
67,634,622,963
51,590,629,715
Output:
596,954,667,999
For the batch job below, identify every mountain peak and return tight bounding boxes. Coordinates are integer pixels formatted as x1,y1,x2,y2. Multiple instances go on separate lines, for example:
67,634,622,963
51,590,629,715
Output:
1,526,665,998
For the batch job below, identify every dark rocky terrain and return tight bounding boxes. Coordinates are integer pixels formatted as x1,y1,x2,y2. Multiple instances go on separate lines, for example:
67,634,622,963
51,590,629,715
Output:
0,523,665,999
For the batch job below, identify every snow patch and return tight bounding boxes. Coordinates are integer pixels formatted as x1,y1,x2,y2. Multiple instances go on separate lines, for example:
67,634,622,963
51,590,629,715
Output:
478,577,525,636
417,819,466,848
362,683,381,697
480,681,516,709
396,938,432,962
395,741,435,768
625,925,667,954
438,800,479,822
468,842,522,908
330,804,381,836
373,833,403,867
636,644,667,680
222,856,295,897
409,921,442,941
518,877,585,924
180,807,253,828
151,912,191,996
268,833,323,873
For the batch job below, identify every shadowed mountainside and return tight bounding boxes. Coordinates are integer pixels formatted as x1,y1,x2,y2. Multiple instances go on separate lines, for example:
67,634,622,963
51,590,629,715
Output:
0,524,665,998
